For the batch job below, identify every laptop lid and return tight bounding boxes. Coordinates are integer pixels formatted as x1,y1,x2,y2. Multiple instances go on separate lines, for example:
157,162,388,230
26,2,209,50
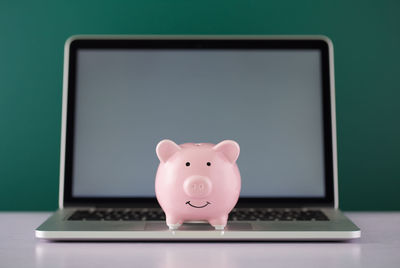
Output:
59,36,337,209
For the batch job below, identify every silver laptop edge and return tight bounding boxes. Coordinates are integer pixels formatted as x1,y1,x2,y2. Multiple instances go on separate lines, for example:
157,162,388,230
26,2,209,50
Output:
37,35,359,241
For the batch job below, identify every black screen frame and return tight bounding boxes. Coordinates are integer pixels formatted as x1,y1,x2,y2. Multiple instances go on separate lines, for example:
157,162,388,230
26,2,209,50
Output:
63,37,335,208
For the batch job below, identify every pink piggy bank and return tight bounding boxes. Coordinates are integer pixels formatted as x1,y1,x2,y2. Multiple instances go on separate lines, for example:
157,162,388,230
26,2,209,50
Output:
155,139,241,230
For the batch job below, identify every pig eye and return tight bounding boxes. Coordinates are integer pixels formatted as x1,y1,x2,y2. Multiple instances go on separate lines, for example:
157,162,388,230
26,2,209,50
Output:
185,162,190,166
207,162,211,166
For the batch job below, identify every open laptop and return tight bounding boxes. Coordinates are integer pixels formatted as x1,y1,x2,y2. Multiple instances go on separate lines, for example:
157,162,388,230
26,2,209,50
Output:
35,35,361,241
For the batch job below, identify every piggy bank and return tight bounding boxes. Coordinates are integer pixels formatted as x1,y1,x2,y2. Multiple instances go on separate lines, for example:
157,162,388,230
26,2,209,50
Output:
155,139,241,230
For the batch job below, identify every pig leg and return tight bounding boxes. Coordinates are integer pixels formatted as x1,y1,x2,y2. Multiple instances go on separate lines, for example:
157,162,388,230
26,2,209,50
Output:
166,215,183,230
209,215,228,230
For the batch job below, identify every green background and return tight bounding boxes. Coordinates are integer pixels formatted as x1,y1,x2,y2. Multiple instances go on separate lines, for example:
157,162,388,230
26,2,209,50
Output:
1,0,399,211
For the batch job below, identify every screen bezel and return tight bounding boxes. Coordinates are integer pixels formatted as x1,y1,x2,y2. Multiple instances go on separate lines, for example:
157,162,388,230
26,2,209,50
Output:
62,37,335,208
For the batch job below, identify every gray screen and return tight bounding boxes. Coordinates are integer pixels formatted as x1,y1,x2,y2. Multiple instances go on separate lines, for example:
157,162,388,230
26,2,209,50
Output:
72,49,325,197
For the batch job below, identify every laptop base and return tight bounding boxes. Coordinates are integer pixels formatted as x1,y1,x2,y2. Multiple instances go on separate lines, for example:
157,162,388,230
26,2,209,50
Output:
35,208,360,241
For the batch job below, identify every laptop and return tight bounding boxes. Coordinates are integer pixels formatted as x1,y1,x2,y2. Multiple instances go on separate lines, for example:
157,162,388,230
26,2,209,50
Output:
35,35,361,241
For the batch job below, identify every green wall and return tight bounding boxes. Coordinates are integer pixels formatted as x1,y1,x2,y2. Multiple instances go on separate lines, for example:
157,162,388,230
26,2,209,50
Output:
1,0,399,211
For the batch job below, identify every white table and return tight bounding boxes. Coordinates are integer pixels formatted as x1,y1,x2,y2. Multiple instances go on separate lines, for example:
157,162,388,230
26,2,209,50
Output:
0,212,399,267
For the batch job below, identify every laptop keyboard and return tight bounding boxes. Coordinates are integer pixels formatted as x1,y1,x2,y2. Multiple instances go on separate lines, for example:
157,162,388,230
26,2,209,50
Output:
67,208,329,221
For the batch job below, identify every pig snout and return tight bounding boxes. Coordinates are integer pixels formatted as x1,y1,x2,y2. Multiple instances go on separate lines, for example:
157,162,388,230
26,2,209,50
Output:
183,175,212,198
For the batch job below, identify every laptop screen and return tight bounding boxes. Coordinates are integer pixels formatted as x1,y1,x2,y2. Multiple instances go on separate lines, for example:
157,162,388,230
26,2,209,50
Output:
67,41,331,201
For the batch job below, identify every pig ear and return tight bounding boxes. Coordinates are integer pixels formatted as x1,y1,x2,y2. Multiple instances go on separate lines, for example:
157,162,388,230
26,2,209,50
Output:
212,140,240,163
156,139,181,163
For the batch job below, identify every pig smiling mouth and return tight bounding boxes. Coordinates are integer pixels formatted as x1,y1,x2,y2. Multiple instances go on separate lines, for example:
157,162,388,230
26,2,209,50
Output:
185,201,211,208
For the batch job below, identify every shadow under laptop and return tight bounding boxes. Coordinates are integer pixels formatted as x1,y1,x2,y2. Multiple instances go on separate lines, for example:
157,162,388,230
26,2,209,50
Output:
35,240,361,268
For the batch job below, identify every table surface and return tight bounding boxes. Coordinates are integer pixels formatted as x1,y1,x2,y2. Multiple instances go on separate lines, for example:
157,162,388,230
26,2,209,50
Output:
0,212,399,268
